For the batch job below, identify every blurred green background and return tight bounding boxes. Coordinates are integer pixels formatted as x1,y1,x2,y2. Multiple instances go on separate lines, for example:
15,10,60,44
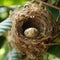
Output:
0,0,31,6
0,0,60,60
0,0,31,60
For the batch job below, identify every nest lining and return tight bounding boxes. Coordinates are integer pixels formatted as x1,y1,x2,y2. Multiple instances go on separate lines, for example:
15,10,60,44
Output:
16,17,46,39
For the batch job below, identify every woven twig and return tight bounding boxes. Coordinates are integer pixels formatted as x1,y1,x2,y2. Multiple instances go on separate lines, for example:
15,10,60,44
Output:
10,1,60,60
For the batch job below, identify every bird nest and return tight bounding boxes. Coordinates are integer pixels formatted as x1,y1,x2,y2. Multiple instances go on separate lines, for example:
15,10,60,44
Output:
10,2,59,60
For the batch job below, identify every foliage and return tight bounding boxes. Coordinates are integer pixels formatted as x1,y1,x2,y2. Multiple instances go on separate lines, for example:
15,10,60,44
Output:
0,0,31,6
0,18,12,36
9,49,20,60
0,0,60,60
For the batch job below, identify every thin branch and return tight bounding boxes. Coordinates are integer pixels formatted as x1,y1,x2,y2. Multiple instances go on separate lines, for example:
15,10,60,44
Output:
36,32,60,43
45,43,60,46
41,1,60,10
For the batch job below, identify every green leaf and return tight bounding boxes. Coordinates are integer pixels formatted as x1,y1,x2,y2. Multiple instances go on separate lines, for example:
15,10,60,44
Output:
0,18,12,36
9,49,20,60
48,45,60,58
49,0,56,4
47,7,59,19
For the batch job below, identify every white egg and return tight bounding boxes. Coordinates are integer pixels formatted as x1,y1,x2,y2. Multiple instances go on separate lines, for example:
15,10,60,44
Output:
24,27,39,38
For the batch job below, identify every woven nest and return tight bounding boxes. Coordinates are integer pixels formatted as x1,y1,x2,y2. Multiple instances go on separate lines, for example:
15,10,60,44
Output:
10,2,58,60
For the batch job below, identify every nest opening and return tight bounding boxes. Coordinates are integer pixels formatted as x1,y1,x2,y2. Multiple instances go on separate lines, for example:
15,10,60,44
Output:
17,17,44,39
